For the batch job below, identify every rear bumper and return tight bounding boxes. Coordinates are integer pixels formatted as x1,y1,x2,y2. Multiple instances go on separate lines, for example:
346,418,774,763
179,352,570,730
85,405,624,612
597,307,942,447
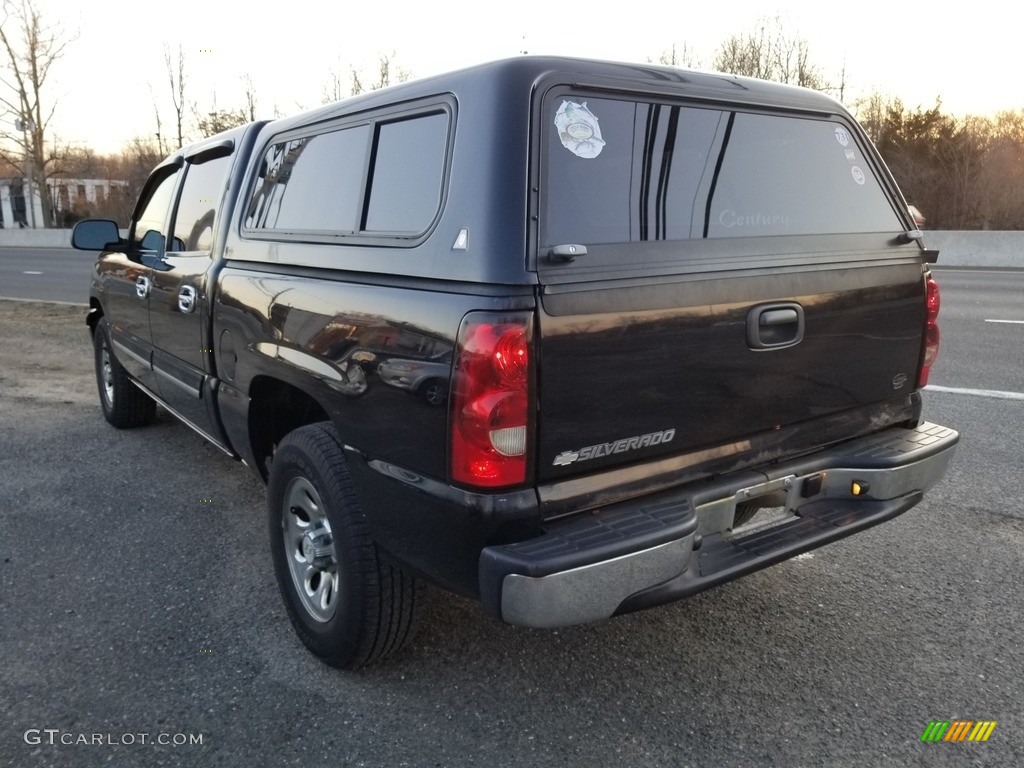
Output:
479,422,958,628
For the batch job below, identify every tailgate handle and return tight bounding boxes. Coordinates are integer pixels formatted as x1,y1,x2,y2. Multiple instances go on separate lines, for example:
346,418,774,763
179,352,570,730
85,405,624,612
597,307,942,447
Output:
760,308,798,326
747,303,804,350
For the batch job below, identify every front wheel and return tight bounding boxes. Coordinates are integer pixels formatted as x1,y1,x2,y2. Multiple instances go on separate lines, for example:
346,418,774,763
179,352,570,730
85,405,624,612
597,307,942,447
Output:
93,319,156,428
268,422,422,669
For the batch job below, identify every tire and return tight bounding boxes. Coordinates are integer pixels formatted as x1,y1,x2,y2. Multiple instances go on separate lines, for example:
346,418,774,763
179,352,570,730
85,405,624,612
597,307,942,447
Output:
268,422,423,669
93,319,156,428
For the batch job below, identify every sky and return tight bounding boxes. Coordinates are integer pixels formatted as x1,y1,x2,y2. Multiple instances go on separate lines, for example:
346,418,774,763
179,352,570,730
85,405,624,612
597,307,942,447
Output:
14,0,1023,155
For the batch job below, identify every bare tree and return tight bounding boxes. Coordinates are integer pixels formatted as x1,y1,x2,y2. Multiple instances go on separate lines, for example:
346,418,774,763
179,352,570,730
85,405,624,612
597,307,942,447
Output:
856,95,1000,229
833,60,848,103
714,27,772,81
147,83,167,155
323,53,413,103
164,43,187,149
713,16,825,90
322,65,347,104
349,53,411,96
0,0,73,227
101,138,163,225
192,75,259,139
979,111,1024,229
195,106,247,138
651,43,701,68
241,74,257,122
349,66,364,98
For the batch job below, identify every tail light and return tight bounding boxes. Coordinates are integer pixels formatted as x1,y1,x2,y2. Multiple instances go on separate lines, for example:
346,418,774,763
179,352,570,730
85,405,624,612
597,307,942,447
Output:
450,312,533,488
918,276,941,387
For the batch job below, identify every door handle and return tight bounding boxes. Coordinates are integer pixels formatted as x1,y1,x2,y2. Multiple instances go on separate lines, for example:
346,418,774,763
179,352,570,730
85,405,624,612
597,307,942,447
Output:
178,285,198,313
135,276,151,299
747,303,804,349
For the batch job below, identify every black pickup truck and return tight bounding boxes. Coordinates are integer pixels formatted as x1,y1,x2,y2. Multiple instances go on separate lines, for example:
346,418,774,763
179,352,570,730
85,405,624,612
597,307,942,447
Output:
73,56,958,669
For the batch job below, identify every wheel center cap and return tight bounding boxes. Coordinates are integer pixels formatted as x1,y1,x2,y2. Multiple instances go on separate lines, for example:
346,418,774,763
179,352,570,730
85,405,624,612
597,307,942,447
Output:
300,523,334,568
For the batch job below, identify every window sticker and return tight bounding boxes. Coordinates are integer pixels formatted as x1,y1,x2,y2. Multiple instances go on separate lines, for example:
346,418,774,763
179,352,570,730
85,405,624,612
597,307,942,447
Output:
851,166,866,185
834,126,851,147
555,101,605,159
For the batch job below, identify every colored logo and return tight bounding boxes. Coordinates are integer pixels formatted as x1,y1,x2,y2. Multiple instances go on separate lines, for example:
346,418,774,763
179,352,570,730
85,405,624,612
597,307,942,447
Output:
921,720,997,743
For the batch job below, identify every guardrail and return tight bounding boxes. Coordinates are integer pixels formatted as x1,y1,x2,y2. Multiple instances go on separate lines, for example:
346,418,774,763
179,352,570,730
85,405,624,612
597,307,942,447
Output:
923,231,1022,269
0,229,73,247
0,229,1019,268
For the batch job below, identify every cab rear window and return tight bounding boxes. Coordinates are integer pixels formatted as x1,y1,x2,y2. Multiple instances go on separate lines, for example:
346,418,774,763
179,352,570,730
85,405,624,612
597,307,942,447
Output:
542,95,902,247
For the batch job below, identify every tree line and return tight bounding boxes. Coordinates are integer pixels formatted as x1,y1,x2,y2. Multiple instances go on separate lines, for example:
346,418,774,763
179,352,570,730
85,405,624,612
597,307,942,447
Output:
669,19,1024,231
1,2,1021,230
856,98,1024,230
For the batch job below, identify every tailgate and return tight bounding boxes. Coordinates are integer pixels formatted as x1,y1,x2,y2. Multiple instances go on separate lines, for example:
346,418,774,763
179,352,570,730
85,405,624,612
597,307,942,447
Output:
536,257,925,482
533,88,927,491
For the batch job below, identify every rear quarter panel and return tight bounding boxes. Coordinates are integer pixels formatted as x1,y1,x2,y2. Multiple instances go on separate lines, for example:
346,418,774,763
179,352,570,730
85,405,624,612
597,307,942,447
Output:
212,260,536,593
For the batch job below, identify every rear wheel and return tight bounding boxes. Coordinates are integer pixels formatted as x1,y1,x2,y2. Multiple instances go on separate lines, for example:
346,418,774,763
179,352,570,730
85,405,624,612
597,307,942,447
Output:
93,319,156,428
268,422,422,669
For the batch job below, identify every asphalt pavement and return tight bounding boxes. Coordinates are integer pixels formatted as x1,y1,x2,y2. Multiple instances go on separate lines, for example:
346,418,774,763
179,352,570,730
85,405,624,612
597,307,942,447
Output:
0,269,1021,767
0,247,92,304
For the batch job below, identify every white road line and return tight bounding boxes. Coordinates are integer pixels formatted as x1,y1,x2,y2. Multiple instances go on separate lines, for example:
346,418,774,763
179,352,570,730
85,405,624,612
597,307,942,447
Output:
926,385,1024,401
985,319,1024,324
22,270,43,275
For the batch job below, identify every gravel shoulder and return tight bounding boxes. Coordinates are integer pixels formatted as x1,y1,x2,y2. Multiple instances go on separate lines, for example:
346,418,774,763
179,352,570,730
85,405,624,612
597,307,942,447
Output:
0,301,94,406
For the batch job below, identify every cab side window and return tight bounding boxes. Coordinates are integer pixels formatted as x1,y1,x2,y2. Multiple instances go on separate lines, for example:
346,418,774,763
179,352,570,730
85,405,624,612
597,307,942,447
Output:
169,153,233,253
131,169,180,253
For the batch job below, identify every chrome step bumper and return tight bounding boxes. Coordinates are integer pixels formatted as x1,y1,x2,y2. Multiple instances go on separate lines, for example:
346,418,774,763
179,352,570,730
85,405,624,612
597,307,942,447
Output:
479,422,958,628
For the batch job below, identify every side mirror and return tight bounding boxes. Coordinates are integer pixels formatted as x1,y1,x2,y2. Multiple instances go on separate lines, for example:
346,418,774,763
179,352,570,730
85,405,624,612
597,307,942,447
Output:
72,219,126,251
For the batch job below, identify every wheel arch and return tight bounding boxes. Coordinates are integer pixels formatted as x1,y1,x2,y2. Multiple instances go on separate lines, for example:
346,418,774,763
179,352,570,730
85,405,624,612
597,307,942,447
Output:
87,298,103,335
247,375,331,481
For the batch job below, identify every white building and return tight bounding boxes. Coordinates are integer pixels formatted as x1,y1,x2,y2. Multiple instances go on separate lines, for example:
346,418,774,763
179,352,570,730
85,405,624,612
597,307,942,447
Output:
0,177,128,228
0,177,44,228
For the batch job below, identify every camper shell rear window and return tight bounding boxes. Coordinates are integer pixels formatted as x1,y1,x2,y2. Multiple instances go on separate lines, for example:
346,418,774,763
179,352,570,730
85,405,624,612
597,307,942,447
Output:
542,93,902,248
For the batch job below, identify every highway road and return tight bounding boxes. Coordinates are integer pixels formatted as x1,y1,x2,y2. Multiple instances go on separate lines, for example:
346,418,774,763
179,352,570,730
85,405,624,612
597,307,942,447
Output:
0,257,1021,767
925,268,1024,397
0,247,92,305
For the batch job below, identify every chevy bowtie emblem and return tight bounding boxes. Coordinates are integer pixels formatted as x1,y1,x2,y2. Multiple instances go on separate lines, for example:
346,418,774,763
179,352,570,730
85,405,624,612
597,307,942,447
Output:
553,451,579,467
